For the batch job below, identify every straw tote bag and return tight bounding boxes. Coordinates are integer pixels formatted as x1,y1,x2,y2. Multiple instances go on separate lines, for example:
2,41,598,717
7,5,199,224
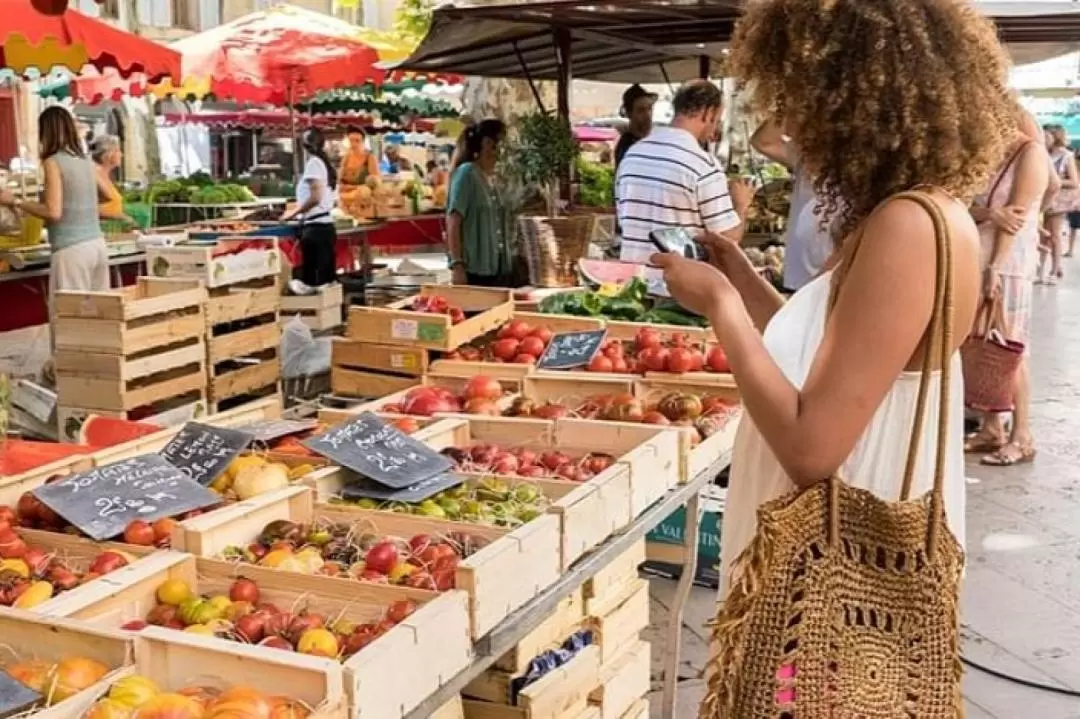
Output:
700,191,965,719
961,297,1023,412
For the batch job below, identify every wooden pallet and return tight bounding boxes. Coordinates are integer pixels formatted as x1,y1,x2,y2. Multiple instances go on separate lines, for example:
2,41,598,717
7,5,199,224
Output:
281,282,345,331
462,645,600,719
53,278,210,439
588,641,650,719
68,554,472,719
206,275,282,411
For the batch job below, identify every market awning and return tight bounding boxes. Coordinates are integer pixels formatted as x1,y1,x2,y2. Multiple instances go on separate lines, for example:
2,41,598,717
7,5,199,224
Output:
398,0,1080,83
160,109,438,134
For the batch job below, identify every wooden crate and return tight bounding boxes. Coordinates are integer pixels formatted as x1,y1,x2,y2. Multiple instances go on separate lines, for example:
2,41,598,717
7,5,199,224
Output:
588,641,650,719
281,283,345,331
98,627,347,719
512,312,606,335
617,699,648,719
415,416,678,567
206,275,282,411
432,696,466,719
489,587,586,674
67,554,473,719
54,277,208,423
333,339,431,378
602,321,711,343
462,645,600,719
56,393,208,445
346,285,514,351
584,541,645,615
427,361,534,383
0,610,132,719
331,365,418,399
326,375,520,420
147,237,281,289
586,580,649,664
306,472,562,639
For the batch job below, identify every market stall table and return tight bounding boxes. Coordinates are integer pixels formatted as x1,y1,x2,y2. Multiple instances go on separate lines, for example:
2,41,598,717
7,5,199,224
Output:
150,198,289,226
399,449,730,719
365,213,445,251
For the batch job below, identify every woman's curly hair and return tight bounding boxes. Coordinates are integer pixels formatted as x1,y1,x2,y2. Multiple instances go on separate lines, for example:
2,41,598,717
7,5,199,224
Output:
729,0,1016,238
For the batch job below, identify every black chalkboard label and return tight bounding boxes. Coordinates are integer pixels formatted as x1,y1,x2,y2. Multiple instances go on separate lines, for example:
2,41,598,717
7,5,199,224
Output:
32,455,221,541
239,419,319,444
161,422,253,486
0,669,40,719
303,412,452,489
339,472,465,503
537,330,607,370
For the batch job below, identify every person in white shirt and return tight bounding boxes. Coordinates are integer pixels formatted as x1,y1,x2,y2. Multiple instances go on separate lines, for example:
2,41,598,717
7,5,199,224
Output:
751,120,834,291
616,80,752,263
282,128,338,296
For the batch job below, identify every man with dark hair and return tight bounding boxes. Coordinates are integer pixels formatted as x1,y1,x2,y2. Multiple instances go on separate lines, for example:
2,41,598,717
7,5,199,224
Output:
614,84,657,168
616,79,751,263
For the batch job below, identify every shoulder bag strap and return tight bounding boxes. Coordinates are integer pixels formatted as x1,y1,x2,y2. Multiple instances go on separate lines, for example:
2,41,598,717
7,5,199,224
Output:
985,140,1035,208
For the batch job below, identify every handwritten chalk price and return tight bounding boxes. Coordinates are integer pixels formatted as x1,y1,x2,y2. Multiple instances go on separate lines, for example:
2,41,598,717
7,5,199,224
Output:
537,329,608,370
161,422,253,486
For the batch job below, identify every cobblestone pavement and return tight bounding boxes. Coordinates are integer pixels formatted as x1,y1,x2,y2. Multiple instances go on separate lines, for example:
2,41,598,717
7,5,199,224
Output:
645,269,1080,717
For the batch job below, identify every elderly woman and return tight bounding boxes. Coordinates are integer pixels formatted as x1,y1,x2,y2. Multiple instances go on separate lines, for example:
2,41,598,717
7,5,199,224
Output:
89,135,136,228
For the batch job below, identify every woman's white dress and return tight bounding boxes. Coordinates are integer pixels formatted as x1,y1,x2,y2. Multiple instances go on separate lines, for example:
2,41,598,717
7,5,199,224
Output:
718,269,968,598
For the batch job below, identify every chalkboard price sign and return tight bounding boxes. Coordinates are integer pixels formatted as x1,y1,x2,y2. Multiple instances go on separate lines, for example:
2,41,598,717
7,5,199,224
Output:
303,412,452,489
339,472,465,504
537,330,608,370
0,669,40,719
161,422,253,486
238,419,319,444
32,455,221,541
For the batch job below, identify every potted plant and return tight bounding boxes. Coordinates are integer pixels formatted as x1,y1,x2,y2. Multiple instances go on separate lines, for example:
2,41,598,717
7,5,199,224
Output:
507,112,593,287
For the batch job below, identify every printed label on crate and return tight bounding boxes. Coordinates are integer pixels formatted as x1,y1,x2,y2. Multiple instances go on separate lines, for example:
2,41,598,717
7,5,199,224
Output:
237,418,319,444
391,319,419,340
417,323,446,342
339,471,464,503
160,422,254,486
303,411,453,489
537,329,607,370
0,668,41,718
32,455,221,541
390,352,417,371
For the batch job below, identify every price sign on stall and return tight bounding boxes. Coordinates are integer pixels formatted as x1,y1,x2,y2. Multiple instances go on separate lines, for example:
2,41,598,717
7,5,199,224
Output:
32,455,221,541
236,419,319,444
340,472,465,504
160,422,253,486
303,412,452,489
0,668,40,719
537,330,607,370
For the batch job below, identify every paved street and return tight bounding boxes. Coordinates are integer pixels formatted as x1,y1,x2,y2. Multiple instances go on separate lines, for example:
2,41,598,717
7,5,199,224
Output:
645,268,1080,717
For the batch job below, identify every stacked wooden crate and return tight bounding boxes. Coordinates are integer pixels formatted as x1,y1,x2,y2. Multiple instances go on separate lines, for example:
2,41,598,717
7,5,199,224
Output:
280,282,345,334
147,238,284,412
53,278,209,442
331,285,513,399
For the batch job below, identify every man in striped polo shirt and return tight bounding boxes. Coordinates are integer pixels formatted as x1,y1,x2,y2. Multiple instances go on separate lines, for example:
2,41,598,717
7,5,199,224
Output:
615,80,751,263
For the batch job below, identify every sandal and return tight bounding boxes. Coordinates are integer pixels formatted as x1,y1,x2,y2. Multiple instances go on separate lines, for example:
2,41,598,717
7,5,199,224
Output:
965,434,1006,454
981,443,1037,467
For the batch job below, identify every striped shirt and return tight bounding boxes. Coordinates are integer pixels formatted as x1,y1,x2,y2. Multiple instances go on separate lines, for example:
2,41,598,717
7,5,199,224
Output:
615,126,740,263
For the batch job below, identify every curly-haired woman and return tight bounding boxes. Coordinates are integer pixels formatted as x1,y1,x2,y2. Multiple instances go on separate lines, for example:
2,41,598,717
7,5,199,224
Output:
653,0,1013,673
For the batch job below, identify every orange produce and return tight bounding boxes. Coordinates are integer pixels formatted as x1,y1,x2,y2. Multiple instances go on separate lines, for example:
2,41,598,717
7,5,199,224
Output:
135,693,203,719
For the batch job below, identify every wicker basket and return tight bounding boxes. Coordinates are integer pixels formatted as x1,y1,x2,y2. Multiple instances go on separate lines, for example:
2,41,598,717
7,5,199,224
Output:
961,299,1024,412
519,214,595,287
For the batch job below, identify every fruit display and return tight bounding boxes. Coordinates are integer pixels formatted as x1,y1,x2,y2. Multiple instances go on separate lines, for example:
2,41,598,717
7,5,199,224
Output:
380,376,508,417
193,221,258,234
0,527,136,609
506,390,737,443
539,277,708,327
206,455,306,500
5,655,111,707
588,328,729,375
440,443,616,483
444,319,554,366
125,575,420,660
409,295,465,325
85,679,312,719
331,476,553,528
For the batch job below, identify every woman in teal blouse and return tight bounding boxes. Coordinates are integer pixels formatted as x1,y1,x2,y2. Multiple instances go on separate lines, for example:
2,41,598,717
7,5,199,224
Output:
446,119,511,286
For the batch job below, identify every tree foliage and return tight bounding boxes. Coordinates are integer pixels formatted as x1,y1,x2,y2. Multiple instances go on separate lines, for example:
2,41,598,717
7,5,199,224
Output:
393,0,434,44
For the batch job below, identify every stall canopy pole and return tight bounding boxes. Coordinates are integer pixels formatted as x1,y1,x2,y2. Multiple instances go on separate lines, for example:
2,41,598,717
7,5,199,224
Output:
698,55,710,79
658,63,675,95
512,41,547,114
288,81,300,180
554,27,572,204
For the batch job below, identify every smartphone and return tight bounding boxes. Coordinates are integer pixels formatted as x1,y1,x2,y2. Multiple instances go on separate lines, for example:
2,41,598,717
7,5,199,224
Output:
649,227,708,261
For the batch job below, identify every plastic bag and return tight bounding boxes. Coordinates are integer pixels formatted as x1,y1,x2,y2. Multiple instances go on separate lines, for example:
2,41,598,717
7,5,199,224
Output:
280,315,331,379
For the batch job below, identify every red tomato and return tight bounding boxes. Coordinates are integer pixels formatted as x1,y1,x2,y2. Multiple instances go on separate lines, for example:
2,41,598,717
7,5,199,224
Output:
492,338,521,361
498,320,532,341
587,354,614,372
666,348,695,374
512,354,537,365
636,328,662,349
689,349,705,372
670,332,690,348
638,346,670,372
610,356,630,373
463,375,502,400
706,346,730,373
519,336,547,358
529,327,554,344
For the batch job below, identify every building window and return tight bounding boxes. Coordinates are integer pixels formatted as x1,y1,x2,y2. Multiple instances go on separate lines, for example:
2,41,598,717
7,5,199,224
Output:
332,0,361,24
100,0,119,18
171,0,192,28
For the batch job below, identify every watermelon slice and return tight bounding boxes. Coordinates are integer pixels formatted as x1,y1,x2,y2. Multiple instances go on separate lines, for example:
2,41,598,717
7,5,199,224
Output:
77,415,164,448
578,259,669,297
0,439,91,476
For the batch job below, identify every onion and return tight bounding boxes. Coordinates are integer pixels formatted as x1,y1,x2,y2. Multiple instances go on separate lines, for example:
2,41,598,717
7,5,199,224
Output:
233,464,290,500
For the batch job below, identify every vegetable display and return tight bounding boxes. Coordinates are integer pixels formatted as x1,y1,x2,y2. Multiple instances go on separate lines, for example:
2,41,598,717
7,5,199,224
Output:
441,443,616,483
85,679,313,719
576,158,613,208
538,279,708,327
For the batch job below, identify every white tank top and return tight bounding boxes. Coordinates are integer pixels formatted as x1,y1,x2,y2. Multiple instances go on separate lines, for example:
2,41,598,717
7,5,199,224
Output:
718,270,967,598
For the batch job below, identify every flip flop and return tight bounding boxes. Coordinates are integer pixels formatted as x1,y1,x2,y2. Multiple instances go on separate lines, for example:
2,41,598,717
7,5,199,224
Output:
965,435,1006,454
981,443,1036,467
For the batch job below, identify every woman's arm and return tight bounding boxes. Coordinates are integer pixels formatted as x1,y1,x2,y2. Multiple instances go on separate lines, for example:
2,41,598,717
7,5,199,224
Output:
656,198,946,487
445,170,471,283
750,121,793,169
4,159,63,221
367,154,380,178
988,146,1048,278
700,235,785,330
281,179,323,221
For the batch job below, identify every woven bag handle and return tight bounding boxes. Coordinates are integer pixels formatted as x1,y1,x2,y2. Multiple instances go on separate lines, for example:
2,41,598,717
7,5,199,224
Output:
972,295,1009,340
826,190,953,558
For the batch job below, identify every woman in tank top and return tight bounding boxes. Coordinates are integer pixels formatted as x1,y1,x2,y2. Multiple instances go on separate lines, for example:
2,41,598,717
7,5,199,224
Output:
0,107,113,296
